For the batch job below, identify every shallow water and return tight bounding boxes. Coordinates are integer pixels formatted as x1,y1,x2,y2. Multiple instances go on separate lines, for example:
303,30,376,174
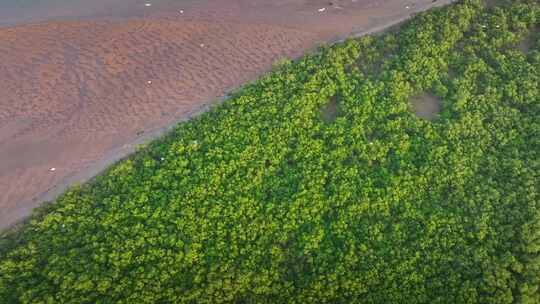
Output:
0,0,167,26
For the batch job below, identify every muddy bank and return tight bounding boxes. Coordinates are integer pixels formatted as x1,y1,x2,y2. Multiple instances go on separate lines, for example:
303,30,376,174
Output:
0,0,453,231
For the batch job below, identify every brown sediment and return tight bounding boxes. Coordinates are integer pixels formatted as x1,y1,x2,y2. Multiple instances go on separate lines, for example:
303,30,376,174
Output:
517,27,539,54
0,0,453,231
321,95,340,123
483,0,503,9
410,93,443,121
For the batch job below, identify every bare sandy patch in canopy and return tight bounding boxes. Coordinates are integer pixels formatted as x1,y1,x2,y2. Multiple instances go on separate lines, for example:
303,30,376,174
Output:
410,93,443,121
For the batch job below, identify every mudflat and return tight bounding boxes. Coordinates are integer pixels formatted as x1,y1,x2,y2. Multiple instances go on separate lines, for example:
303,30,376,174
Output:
0,0,451,230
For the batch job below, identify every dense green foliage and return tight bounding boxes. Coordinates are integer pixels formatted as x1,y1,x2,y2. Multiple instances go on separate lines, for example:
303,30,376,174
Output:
1,0,540,302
